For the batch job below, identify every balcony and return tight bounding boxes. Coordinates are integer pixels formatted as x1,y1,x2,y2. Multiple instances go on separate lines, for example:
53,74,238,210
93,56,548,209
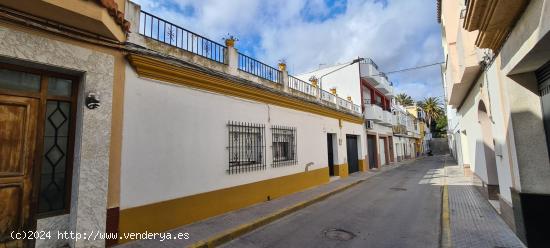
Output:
382,111,394,126
393,124,407,135
448,19,482,107
359,59,381,86
364,102,384,123
364,100,392,126
463,0,529,51
1,0,128,41
359,59,394,96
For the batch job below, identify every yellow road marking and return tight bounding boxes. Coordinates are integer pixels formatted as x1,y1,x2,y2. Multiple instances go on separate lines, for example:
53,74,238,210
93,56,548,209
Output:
441,157,452,248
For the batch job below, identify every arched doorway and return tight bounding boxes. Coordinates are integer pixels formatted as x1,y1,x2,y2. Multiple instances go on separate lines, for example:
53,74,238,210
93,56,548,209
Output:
478,100,500,199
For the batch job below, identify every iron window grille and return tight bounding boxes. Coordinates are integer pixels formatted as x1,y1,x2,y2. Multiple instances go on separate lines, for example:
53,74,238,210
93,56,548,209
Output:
227,121,266,174
271,126,297,167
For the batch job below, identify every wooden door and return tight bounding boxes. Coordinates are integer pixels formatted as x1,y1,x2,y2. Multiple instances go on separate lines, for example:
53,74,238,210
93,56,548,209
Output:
0,95,38,247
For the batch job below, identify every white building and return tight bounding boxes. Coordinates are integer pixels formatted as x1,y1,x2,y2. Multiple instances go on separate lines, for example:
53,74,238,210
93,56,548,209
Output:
116,1,369,243
393,103,421,160
297,58,397,168
439,0,550,245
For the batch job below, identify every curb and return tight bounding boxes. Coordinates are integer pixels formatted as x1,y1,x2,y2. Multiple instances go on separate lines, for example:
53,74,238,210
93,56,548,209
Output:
440,157,452,248
188,161,412,248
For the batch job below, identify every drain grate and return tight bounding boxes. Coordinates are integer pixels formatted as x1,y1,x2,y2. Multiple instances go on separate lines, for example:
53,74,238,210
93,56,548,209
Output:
324,228,356,241
389,187,407,191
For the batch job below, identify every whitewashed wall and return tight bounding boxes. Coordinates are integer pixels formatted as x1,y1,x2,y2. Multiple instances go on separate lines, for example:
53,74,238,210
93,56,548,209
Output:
296,63,362,105
459,78,487,181
485,62,514,203
121,65,365,209
457,68,516,203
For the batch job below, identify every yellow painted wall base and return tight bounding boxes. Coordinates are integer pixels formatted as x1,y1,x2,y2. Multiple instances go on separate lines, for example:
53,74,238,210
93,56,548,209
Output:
334,164,349,178
119,167,329,241
358,159,366,172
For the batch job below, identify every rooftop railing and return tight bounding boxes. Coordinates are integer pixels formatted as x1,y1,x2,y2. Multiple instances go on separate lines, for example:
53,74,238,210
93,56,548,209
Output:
139,11,226,64
238,53,281,83
136,9,361,116
288,76,317,97
361,58,379,70
320,89,336,103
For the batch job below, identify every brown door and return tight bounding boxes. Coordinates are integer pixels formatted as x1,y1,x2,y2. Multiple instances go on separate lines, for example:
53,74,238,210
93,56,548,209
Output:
0,95,38,247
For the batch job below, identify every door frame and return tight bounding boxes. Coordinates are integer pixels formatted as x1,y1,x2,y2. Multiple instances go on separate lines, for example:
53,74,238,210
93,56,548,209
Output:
0,63,79,233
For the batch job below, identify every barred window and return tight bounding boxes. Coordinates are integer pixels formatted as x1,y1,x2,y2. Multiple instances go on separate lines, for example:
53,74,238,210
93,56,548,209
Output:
227,121,266,173
271,126,297,167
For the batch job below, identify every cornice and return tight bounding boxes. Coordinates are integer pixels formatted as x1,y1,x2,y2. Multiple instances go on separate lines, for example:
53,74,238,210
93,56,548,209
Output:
127,54,364,124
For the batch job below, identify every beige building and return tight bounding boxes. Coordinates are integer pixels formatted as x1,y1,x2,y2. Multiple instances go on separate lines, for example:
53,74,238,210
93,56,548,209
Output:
439,0,550,245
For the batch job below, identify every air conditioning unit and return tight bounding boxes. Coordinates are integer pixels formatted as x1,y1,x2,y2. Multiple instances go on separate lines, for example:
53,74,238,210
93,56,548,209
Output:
366,120,374,129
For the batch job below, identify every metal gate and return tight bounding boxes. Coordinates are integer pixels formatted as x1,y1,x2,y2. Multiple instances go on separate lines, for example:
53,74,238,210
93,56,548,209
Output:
327,133,335,176
367,135,377,169
346,135,359,174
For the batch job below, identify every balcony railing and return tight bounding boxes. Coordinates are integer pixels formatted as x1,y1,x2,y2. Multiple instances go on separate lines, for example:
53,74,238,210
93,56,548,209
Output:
364,99,391,111
361,58,379,70
320,89,336,103
288,76,317,97
136,9,361,116
139,11,226,64
238,53,281,83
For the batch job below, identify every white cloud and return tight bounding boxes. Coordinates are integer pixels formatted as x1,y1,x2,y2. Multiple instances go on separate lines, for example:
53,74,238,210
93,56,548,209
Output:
132,0,444,100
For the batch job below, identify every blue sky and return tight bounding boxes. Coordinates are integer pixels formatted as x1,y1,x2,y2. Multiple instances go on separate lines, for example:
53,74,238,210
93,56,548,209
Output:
133,0,444,101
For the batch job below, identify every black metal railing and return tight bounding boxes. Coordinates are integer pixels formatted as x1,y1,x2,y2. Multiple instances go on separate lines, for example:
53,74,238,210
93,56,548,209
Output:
288,76,317,96
238,53,281,83
227,121,266,174
139,11,226,64
361,58,379,70
271,125,297,167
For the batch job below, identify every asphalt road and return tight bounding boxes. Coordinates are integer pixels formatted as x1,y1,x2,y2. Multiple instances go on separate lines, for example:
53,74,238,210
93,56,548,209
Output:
222,157,444,248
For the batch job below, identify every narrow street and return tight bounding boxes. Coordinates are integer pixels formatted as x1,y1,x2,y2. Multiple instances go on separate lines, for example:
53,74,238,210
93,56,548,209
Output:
222,157,445,248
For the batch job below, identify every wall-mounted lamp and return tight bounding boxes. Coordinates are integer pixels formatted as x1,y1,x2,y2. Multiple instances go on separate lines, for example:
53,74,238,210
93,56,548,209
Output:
85,93,101,109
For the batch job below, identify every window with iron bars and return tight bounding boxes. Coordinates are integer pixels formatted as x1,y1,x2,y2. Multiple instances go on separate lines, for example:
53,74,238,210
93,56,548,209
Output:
271,126,297,167
227,121,266,174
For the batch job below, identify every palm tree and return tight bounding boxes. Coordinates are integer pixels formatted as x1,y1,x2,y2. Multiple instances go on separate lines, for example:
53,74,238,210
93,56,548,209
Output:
419,96,443,130
395,93,414,106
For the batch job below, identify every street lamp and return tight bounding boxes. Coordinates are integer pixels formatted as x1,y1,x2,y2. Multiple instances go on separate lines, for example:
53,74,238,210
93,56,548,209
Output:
318,57,365,90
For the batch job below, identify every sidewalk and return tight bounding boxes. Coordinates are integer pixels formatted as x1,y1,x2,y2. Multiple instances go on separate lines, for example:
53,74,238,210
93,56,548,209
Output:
118,159,419,248
443,157,525,248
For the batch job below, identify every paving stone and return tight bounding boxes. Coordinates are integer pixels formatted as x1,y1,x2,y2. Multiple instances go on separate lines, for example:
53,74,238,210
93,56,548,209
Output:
445,159,525,248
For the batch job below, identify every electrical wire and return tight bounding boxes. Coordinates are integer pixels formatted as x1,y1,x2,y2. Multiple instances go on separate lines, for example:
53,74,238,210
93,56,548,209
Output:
371,61,445,77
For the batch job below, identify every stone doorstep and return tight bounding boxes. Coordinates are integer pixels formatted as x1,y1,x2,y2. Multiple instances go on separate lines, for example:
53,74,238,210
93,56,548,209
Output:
118,158,418,248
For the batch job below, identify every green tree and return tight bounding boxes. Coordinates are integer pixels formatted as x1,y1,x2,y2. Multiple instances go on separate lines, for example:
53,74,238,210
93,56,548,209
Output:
435,115,448,137
395,93,414,106
418,96,443,131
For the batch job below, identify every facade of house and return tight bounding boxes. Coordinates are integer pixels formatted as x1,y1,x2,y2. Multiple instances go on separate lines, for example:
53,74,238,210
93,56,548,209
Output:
297,58,398,169
439,0,550,245
296,60,431,167
406,105,430,156
392,103,421,160
0,1,434,247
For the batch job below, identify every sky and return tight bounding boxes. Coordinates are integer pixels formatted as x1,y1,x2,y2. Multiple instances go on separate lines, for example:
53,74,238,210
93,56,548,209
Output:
133,0,444,101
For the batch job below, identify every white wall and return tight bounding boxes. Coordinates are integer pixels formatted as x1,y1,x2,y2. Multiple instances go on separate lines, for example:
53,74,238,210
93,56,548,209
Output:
121,65,365,209
485,62,514,203
296,63,361,105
